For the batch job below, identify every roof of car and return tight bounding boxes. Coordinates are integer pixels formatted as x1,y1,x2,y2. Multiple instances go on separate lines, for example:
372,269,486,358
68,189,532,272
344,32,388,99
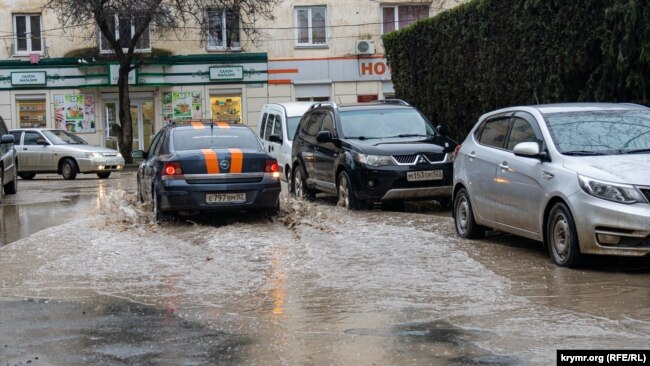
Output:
264,102,315,117
310,99,415,112
166,120,251,130
487,103,649,116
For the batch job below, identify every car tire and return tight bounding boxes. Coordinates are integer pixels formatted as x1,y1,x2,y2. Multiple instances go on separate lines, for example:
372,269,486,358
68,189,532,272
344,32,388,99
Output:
97,172,111,179
547,202,581,267
136,178,144,203
61,159,78,180
152,189,172,222
18,172,36,180
291,165,315,201
3,165,17,195
337,171,360,210
453,188,485,239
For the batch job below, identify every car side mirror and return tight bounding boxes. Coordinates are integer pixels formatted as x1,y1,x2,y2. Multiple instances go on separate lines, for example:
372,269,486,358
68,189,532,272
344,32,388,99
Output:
269,134,282,144
437,124,449,136
131,150,145,159
316,131,333,143
36,138,49,146
513,142,547,160
0,134,14,144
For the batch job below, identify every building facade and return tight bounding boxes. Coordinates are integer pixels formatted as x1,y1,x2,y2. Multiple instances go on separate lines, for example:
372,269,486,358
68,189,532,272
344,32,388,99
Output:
0,0,462,151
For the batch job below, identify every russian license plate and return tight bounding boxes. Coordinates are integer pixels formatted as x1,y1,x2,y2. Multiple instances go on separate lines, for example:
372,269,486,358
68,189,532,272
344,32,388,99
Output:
407,170,443,182
206,193,246,203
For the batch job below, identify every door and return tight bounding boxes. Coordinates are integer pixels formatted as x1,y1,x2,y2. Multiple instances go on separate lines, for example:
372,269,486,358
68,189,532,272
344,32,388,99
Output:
130,102,142,152
314,112,337,188
21,131,53,171
493,113,546,233
104,102,119,150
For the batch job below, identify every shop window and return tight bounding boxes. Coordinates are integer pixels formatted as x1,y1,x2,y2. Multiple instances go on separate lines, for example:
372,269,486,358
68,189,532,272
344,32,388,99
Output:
211,95,242,123
295,6,327,46
13,14,42,55
17,98,46,128
99,12,151,53
207,9,240,50
382,5,429,34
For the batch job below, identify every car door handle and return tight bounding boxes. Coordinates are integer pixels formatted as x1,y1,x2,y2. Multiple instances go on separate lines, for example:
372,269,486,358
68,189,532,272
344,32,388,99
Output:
468,151,476,161
498,162,509,170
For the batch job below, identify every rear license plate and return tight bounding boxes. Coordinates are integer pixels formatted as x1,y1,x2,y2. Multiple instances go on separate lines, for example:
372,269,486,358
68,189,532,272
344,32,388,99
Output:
206,193,246,203
407,170,443,182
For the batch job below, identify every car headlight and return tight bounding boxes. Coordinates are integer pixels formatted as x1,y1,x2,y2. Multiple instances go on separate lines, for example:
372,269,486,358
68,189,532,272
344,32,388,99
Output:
443,152,455,163
86,152,104,158
578,175,646,204
356,154,395,167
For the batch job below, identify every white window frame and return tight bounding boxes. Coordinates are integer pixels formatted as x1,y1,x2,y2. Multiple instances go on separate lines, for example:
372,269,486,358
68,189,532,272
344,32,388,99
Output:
380,4,430,34
294,6,328,47
99,13,151,54
13,14,43,55
206,9,241,51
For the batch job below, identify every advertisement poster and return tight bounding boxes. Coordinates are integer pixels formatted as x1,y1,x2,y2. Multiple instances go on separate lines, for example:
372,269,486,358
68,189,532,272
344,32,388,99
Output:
53,94,96,133
163,91,202,124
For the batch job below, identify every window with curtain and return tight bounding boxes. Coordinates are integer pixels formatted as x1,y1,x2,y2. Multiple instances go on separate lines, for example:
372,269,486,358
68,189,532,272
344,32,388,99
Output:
295,6,327,46
382,5,429,34
207,9,241,50
99,12,151,53
13,14,42,54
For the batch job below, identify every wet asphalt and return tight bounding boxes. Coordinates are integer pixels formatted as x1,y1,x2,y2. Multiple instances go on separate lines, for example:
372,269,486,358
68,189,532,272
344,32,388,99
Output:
1,172,649,366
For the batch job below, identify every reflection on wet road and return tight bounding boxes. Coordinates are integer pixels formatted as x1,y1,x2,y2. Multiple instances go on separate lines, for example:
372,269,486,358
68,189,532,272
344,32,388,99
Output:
1,172,649,365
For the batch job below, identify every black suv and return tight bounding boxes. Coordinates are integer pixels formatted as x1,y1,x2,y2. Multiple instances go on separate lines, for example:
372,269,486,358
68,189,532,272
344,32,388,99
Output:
290,100,457,209
0,116,18,201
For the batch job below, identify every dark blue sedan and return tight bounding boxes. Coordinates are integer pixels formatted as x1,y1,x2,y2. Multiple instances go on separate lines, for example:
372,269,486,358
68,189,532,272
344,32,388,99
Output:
132,121,281,220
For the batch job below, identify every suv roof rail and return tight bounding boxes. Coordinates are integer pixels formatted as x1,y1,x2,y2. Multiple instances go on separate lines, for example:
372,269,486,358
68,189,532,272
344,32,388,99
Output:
376,99,410,106
167,119,239,127
308,101,338,110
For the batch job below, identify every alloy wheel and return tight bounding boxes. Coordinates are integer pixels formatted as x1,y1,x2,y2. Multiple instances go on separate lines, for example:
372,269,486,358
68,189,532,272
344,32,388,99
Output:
337,174,350,208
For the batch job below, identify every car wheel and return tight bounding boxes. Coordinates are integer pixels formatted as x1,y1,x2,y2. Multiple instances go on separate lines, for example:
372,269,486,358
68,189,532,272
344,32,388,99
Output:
61,159,78,180
337,171,360,210
3,165,17,195
292,166,315,200
97,172,111,179
0,166,3,198
152,189,172,222
136,178,144,203
18,172,36,180
453,188,485,239
547,202,581,267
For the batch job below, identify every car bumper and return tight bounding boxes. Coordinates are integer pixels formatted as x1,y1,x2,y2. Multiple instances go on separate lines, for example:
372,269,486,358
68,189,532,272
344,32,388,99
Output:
77,157,125,173
349,163,453,203
157,178,281,213
569,191,650,256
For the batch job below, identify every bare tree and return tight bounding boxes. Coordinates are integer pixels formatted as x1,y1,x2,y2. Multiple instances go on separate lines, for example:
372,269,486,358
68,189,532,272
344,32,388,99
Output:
43,0,277,163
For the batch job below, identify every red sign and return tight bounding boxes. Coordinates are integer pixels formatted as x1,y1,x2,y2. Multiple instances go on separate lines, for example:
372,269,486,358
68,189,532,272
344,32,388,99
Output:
357,95,379,103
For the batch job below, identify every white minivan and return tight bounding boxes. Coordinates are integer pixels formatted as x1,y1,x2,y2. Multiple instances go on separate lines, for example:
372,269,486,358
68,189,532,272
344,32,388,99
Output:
258,102,314,182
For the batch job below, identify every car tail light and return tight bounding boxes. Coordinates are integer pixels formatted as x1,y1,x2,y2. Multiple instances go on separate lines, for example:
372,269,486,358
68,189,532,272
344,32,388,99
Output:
454,144,462,159
162,162,184,180
265,159,280,179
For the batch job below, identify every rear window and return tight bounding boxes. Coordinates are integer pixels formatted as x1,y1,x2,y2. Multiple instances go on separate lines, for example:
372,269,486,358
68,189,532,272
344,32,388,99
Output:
173,128,262,151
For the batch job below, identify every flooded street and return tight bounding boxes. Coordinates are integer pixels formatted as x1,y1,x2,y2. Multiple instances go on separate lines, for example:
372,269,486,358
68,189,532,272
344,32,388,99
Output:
1,172,649,365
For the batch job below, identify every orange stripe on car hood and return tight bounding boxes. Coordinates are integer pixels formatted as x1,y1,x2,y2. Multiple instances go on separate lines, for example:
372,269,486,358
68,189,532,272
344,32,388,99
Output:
201,149,220,174
217,122,230,128
191,122,205,129
229,148,243,174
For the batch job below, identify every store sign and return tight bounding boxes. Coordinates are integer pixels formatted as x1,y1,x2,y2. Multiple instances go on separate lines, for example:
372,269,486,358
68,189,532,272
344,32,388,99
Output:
11,71,46,86
209,67,243,81
109,64,137,85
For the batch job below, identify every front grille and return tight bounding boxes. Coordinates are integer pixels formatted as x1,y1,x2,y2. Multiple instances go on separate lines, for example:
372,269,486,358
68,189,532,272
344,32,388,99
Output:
640,188,650,203
423,153,445,162
393,155,417,164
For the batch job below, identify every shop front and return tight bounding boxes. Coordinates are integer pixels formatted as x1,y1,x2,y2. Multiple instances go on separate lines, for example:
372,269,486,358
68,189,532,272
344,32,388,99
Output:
0,53,269,152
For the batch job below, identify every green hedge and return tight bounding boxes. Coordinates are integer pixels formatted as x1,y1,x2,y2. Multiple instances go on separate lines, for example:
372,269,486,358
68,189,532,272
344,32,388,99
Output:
383,0,650,141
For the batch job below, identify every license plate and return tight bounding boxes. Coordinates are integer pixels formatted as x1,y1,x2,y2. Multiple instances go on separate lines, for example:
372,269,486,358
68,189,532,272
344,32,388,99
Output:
407,170,443,182
206,193,246,203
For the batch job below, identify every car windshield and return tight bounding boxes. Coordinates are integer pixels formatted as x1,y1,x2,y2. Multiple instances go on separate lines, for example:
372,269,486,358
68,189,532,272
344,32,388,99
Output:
339,108,437,139
173,127,262,151
42,130,88,145
544,110,650,155
287,116,301,141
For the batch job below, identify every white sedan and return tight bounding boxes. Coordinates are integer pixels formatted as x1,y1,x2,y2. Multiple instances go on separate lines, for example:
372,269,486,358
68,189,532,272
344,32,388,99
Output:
10,128,124,180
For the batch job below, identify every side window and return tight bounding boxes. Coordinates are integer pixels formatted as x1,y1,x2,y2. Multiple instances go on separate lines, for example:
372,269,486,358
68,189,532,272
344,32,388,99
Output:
264,114,275,140
272,114,282,137
148,130,164,157
507,117,541,150
478,118,510,148
320,113,334,134
259,113,268,138
24,131,43,145
10,131,22,144
306,113,324,136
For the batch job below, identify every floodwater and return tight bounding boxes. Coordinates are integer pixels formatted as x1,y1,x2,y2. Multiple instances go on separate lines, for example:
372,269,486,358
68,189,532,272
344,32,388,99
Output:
1,172,649,365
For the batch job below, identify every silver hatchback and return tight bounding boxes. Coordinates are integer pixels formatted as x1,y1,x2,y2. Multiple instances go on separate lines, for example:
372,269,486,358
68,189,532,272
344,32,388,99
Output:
453,103,650,267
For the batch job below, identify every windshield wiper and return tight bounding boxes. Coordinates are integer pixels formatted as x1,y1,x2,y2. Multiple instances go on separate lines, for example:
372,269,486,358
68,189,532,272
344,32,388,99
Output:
562,150,607,156
621,148,650,154
384,134,434,138
346,136,381,140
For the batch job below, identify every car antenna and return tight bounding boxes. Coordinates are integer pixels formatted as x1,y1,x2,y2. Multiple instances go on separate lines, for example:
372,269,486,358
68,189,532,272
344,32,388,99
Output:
533,91,540,105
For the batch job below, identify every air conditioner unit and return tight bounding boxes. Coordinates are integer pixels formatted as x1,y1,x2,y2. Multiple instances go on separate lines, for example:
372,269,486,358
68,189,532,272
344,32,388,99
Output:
355,40,376,55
